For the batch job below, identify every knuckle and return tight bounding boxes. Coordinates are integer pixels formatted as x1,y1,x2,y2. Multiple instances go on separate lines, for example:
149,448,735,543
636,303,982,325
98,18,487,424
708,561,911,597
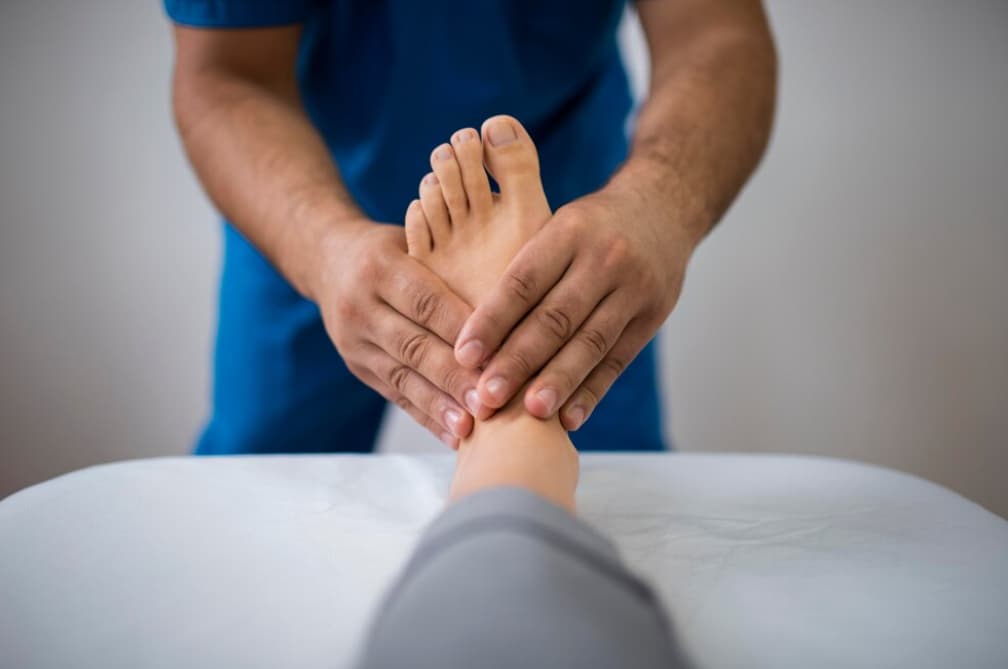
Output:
504,270,537,304
330,321,366,355
421,418,441,436
417,411,437,431
408,284,440,326
345,364,368,386
475,308,508,340
440,364,465,398
397,331,430,368
599,353,628,378
444,191,466,211
578,327,610,358
503,348,536,379
369,379,397,404
636,262,663,296
639,279,660,305
398,398,436,431
387,364,412,394
398,396,438,430
536,305,573,341
548,368,579,395
334,297,358,322
599,233,632,270
578,384,602,410
641,295,666,322
353,251,383,282
345,358,367,379
556,209,587,236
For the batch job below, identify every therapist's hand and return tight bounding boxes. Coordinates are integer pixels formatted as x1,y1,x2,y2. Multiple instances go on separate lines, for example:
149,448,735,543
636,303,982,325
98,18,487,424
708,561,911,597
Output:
316,222,481,448
454,181,699,431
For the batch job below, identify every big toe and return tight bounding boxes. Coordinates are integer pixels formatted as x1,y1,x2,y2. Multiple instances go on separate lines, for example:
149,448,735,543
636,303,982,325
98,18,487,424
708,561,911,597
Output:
481,115,547,209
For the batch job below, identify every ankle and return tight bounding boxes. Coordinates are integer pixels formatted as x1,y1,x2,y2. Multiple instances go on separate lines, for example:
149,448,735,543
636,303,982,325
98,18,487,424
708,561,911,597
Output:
450,398,579,512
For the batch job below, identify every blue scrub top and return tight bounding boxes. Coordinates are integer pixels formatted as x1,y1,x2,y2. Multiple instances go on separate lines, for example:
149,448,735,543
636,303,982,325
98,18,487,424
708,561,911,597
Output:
164,0,634,221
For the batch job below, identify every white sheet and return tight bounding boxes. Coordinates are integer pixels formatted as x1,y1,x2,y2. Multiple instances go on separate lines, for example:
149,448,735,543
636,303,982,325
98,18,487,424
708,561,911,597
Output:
1,454,1006,668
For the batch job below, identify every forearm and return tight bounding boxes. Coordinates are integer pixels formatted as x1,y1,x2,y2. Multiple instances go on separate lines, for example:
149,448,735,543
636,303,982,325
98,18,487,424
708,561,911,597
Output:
172,62,368,300
611,1,777,247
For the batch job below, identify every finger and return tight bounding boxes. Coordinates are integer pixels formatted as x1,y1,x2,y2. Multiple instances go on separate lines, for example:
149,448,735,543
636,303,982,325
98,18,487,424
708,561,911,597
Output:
381,255,473,347
363,344,472,443
371,305,483,424
455,224,575,368
474,265,611,409
357,368,460,449
558,320,653,431
520,292,629,418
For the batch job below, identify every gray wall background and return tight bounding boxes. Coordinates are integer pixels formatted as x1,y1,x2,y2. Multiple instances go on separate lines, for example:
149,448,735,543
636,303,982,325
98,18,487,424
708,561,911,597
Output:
1,1,1005,517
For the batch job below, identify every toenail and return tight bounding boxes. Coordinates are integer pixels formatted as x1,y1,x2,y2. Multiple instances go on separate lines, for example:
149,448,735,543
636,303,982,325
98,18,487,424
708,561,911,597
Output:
434,146,452,161
457,340,484,367
423,173,438,186
464,389,481,415
486,120,517,146
454,129,477,143
486,376,508,402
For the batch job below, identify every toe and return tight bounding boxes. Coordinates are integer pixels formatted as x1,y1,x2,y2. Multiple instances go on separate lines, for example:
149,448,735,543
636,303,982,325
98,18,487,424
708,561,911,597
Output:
480,115,548,210
404,198,431,256
419,172,451,245
451,128,492,217
430,143,468,223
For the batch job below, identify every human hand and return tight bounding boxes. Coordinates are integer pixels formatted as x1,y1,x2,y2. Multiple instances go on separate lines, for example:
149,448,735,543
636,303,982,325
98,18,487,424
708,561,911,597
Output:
316,222,482,448
453,183,699,431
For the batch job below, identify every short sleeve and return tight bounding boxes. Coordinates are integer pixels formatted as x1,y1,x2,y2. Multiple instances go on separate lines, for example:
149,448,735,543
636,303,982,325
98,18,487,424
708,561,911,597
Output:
163,0,314,28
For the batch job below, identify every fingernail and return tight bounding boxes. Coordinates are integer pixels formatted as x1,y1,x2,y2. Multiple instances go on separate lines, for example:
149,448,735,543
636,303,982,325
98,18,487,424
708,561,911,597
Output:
486,119,517,146
440,432,458,448
464,389,481,416
444,408,463,435
534,388,557,415
434,146,451,161
486,376,508,403
457,340,484,367
566,406,586,431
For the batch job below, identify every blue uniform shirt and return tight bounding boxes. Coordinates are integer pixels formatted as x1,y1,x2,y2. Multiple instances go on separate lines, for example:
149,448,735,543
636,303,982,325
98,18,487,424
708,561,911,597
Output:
165,0,633,218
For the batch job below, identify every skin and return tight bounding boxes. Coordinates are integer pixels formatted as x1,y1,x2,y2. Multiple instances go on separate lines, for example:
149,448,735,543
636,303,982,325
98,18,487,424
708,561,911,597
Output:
169,0,776,446
170,25,480,447
404,119,579,512
456,0,778,429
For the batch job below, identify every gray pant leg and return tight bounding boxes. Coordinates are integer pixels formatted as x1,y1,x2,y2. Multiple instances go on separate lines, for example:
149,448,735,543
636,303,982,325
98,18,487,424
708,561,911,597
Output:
356,487,688,669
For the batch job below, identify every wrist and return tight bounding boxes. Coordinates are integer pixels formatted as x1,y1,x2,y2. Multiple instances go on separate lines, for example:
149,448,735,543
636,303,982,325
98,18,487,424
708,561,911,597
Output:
300,215,375,303
602,162,705,257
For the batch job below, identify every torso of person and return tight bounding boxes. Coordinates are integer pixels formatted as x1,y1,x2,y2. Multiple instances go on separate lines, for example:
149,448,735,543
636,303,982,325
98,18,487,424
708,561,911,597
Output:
297,0,634,220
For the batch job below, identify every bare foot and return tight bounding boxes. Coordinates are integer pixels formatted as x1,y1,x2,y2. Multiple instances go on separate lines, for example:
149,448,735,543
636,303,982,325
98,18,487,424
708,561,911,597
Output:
407,117,551,307
404,116,578,512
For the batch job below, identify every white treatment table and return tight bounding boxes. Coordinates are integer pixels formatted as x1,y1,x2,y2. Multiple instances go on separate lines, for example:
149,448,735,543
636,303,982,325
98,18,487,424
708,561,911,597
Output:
1,453,1006,668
